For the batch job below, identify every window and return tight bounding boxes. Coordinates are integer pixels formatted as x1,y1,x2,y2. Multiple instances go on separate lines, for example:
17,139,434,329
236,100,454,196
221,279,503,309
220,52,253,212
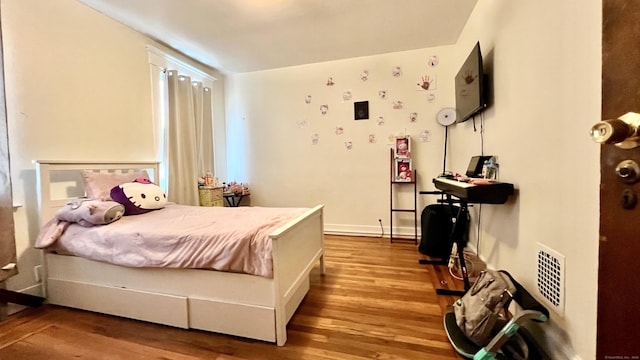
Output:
147,45,217,194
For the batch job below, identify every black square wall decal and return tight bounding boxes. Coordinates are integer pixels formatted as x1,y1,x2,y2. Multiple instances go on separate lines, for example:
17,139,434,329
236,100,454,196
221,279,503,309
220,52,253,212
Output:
354,101,369,120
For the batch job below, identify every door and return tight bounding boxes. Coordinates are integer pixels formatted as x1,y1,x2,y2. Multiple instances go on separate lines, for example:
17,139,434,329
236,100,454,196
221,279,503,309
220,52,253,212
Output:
598,0,640,357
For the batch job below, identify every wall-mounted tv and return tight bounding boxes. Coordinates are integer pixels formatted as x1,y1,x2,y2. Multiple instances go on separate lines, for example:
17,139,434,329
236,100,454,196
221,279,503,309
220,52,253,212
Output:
455,41,487,123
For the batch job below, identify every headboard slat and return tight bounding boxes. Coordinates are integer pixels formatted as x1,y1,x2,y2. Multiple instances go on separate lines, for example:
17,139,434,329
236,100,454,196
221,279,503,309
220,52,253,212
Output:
34,160,160,226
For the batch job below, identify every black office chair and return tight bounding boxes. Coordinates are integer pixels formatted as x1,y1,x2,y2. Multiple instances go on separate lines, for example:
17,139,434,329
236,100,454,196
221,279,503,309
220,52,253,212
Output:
443,271,550,359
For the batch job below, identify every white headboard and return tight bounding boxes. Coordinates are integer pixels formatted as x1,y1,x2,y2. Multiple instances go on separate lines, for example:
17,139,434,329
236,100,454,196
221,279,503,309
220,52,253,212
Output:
34,160,160,226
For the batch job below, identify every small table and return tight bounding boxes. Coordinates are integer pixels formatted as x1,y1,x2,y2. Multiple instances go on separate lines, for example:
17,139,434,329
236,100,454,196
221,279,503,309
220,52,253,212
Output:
223,193,249,207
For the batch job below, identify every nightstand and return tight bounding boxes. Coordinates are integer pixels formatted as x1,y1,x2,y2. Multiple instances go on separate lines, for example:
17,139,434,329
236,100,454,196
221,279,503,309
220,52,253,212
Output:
223,192,249,207
198,186,224,206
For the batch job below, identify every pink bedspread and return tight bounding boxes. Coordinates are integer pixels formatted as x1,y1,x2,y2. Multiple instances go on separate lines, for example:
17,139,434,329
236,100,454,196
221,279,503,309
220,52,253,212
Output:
35,204,309,278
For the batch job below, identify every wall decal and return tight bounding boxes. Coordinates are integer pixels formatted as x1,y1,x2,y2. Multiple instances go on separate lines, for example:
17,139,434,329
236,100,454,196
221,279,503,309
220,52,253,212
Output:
360,70,369,81
392,66,402,77
368,134,376,143
344,141,353,150
305,94,312,104
409,112,418,123
296,119,309,128
326,77,335,86
377,116,385,126
320,104,329,115
335,126,344,135
393,100,404,109
420,130,431,143
342,90,353,101
427,93,436,103
354,101,369,120
417,75,437,91
378,90,388,99
311,133,319,145
428,55,439,67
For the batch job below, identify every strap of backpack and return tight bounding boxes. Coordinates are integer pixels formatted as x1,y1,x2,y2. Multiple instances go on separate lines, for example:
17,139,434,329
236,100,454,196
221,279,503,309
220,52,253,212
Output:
501,288,514,319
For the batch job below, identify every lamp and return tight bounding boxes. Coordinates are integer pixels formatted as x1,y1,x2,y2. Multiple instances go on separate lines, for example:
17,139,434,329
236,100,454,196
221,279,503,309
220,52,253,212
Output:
436,107,457,174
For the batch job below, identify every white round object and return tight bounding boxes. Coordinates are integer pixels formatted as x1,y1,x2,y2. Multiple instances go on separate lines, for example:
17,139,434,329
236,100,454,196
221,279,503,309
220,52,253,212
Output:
437,107,457,126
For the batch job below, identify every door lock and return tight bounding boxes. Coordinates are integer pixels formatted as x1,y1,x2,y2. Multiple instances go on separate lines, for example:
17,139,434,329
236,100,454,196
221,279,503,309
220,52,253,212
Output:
622,189,637,210
590,112,640,149
615,160,640,183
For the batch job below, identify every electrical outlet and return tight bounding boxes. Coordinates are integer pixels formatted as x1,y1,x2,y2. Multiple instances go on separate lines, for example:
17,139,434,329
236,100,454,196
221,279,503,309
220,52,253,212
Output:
377,218,384,237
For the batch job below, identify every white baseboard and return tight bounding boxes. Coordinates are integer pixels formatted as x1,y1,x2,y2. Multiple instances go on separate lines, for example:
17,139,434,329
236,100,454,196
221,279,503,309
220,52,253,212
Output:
6,283,44,316
324,223,420,239
539,322,582,360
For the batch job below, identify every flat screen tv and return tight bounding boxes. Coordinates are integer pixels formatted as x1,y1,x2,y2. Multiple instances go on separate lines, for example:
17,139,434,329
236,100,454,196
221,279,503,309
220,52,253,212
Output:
455,42,487,123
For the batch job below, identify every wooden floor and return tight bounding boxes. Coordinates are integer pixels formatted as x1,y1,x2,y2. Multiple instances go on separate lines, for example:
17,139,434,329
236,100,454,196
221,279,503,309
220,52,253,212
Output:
0,235,472,360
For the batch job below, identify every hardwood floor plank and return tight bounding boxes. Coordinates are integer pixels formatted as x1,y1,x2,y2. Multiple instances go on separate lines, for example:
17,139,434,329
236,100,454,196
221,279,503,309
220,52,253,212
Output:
2,325,211,360
0,235,469,359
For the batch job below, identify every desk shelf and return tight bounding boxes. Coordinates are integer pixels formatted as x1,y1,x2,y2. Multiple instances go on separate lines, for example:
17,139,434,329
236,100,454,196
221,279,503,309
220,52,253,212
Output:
389,148,417,244
423,177,515,296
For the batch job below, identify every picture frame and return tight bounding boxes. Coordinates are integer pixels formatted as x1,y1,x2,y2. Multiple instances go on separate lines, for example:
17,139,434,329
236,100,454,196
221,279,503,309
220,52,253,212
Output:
395,158,413,182
394,135,411,158
354,101,369,120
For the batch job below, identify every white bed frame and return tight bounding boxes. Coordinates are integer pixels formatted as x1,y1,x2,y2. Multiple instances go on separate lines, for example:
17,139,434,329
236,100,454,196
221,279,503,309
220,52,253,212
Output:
34,160,324,346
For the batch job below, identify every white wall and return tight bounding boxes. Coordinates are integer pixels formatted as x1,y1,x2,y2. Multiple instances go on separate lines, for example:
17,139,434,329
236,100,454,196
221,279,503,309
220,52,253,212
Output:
450,1,601,359
1,0,225,301
226,1,601,359
226,47,457,236
2,0,599,357
2,0,152,300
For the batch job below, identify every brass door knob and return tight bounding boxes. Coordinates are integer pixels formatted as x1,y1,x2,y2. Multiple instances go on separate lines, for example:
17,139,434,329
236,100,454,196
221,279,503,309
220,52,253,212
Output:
615,160,640,183
590,112,640,149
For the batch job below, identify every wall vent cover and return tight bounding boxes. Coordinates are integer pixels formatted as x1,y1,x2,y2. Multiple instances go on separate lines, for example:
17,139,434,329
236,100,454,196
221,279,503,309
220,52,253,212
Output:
536,242,565,317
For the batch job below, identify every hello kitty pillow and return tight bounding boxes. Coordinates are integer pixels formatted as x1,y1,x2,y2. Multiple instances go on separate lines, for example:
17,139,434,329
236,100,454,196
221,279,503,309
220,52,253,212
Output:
110,178,167,215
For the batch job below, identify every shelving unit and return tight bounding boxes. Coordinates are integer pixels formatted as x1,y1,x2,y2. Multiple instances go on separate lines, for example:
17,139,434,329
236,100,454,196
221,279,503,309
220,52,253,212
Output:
389,148,418,244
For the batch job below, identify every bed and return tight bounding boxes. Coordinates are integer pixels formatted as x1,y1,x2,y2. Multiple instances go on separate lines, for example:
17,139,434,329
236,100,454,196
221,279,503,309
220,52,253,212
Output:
34,160,325,346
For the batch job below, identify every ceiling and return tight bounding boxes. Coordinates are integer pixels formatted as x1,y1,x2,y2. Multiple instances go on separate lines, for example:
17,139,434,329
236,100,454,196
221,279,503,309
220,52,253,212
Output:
77,0,477,74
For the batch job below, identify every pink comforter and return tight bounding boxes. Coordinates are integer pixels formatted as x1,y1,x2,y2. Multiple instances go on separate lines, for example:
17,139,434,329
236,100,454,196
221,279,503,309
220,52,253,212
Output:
35,204,309,278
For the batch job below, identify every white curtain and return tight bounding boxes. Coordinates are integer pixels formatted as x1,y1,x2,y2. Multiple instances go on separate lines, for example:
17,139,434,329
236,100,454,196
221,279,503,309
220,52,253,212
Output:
193,82,214,176
166,70,214,205
0,28,17,283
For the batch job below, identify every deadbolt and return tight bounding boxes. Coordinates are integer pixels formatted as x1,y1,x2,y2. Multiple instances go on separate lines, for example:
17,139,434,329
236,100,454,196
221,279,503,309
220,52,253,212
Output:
615,160,640,183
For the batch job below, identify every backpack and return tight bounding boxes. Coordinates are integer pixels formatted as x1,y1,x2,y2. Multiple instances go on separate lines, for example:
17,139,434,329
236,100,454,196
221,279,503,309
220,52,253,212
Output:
453,269,516,347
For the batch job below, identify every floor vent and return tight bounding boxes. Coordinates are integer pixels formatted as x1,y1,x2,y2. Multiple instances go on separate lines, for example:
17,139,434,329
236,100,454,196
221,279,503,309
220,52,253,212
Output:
536,243,565,317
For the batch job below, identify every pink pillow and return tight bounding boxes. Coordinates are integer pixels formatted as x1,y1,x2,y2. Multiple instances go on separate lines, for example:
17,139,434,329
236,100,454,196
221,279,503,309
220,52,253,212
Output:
81,170,149,200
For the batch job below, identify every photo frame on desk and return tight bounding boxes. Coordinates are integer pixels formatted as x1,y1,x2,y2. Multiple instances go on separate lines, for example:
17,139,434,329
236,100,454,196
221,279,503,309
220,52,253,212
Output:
394,158,413,182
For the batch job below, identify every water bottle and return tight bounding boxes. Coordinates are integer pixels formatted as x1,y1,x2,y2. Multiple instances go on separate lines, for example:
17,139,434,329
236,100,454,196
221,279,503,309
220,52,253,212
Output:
481,160,489,179
485,158,499,180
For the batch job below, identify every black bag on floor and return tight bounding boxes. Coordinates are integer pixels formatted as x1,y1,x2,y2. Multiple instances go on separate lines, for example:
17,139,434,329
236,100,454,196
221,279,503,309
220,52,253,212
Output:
419,204,468,258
